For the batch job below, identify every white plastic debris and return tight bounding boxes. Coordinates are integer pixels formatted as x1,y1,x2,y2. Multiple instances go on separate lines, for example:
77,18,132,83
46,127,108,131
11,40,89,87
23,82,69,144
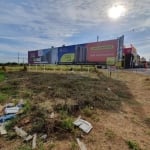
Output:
4,103,15,108
76,138,87,150
32,133,37,149
40,134,47,141
0,124,7,135
73,117,93,133
4,106,20,114
48,86,53,89
14,126,28,139
50,112,55,119
17,99,25,107
107,87,111,91
24,135,33,142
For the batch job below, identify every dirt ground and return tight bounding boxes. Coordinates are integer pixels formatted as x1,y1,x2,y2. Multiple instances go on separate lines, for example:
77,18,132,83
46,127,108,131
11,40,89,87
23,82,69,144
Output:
0,70,150,150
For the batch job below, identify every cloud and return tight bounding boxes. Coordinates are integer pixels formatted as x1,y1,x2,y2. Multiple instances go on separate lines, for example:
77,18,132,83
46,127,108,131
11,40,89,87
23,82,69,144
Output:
0,0,149,62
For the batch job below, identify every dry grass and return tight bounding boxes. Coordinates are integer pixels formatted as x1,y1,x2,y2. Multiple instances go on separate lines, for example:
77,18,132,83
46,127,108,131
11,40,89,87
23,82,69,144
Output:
0,70,150,149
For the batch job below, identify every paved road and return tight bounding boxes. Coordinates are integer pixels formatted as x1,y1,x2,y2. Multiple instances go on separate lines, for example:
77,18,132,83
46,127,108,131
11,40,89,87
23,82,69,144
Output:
125,68,150,75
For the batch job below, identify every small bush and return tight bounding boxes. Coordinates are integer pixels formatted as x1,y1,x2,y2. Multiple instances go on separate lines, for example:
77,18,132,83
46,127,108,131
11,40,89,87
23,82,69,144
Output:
23,100,31,114
23,65,27,71
1,66,6,72
126,140,141,150
0,72,5,81
61,117,74,131
82,107,93,117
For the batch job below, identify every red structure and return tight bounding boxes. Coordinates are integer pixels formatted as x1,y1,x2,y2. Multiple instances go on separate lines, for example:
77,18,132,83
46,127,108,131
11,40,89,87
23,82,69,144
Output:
87,39,118,62
123,45,140,68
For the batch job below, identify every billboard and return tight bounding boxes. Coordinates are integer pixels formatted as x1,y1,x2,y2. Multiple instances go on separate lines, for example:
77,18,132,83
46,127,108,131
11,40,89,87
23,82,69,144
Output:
28,36,124,65
28,50,38,64
75,44,87,63
58,45,75,63
87,39,118,62
51,48,58,64
28,48,58,64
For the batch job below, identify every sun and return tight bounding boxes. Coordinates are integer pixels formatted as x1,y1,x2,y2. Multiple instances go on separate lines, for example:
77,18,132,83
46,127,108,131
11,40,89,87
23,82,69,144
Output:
108,4,126,19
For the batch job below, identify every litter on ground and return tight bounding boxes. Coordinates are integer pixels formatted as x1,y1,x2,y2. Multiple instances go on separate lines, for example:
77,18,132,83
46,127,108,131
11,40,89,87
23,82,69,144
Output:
14,126,28,139
0,114,16,123
4,106,20,114
73,116,93,133
0,124,7,135
76,138,87,150
32,133,37,149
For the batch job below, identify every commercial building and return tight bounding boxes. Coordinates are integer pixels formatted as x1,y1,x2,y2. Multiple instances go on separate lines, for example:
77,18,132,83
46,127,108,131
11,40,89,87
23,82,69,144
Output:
123,44,140,68
28,35,140,68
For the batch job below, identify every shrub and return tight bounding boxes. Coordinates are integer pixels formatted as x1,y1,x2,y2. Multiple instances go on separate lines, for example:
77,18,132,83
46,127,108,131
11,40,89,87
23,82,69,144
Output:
23,100,31,114
126,140,141,150
0,71,5,81
61,117,74,131
1,66,6,72
82,107,93,117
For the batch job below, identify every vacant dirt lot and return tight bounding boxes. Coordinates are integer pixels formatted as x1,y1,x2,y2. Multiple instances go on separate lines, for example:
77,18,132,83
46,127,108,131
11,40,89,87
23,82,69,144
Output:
0,70,150,150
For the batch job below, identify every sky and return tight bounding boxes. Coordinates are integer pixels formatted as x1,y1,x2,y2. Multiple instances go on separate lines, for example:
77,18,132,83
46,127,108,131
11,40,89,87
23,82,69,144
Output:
0,0,150,63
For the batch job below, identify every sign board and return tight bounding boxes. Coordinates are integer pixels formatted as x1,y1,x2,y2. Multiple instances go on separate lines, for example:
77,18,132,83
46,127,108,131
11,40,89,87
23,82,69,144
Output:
106,57,116,65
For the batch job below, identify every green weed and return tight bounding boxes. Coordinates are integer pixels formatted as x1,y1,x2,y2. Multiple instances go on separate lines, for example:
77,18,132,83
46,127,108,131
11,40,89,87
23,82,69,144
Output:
23,99,31,114
61,117,74,131
126,140,141,150
0,72,5,81
82,107,93,117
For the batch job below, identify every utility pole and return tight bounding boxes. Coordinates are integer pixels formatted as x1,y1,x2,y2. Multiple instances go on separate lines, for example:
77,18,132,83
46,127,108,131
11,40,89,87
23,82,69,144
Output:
97,35,99,42
18,52,20,64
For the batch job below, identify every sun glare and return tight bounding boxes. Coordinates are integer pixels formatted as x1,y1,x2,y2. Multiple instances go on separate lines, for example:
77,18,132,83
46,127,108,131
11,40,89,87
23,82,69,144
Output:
108,4,126,19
